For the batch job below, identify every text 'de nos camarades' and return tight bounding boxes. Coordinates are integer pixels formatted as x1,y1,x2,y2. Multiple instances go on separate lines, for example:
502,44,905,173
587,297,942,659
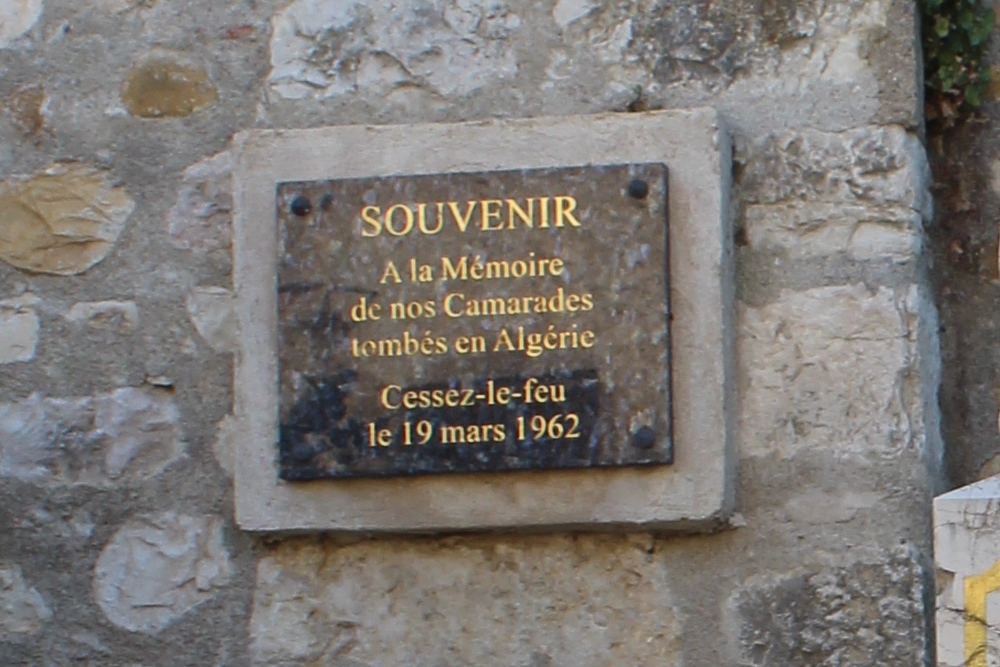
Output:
275,164,673,480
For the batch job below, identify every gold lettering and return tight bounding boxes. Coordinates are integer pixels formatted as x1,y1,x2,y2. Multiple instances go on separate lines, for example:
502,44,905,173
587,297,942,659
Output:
416,202,443,235
481,199,504,230
441,425,465,444
493,327,515,352
441,256,467,281
444,293,464,317
448,201,477,232
554,195,580,227
380,385,402,410
385,204,414,236
360,206,382,237
360,196,582,238
507,198,534,229
379,261,402,284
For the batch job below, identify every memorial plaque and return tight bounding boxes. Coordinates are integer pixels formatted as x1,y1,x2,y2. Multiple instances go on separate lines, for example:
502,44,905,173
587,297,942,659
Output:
275,164,671,480
233,111,733,532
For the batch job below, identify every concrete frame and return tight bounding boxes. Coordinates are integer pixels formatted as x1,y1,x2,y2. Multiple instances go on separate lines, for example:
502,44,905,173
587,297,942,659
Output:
232,109,735,532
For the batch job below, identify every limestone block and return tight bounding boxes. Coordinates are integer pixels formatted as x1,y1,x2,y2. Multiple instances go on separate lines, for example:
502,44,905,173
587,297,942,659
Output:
251,535,679,666
0,294,39,363
168,151,233,256
268,0,520,100
93,513,231,634
120,58,218,118
552,0,597,28
19,506,94,539
0,0,42,48
738,126,932,218
0,387,184,486
738,284,930,460
186,286,237,353
0,164,134,275
64,300,139,334
0,566,51,639
935,477,1000,667
743,202,922,262
848,220,922,261
729,546,928,666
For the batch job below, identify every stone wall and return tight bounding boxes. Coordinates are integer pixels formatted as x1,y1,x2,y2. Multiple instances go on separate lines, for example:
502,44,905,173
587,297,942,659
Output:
0,1,940,665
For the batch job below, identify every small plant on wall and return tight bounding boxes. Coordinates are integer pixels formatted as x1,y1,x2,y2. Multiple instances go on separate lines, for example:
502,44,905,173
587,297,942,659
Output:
922,0,995,125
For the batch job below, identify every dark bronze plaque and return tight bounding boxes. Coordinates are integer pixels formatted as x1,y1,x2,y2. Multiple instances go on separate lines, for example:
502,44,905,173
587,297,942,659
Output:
275,164,671,480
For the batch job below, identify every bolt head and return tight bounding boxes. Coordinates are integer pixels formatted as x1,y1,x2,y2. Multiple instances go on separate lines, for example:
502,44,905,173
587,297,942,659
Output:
631,425,656,450
627,179,649,199
290,195,312,216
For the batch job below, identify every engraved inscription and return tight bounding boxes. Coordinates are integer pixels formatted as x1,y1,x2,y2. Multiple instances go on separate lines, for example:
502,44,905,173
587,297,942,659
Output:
276,164,671,479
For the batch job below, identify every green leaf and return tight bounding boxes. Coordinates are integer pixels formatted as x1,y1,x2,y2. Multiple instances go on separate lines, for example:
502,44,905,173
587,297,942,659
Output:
922,0,994,111
965,83,983,107
936,15,951,37
971,11,995,44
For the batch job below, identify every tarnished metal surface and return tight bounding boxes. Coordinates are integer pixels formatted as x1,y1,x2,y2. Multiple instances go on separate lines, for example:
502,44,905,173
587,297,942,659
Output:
275,164,671,479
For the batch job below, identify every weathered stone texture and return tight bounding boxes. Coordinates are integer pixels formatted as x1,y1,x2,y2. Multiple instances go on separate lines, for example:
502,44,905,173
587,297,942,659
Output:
252,535,679,667
6,85,47,135
121,57,219,118
64,300,139,334
168,150,233,258
0,0,936,664
186,286,237,353
0,0,41,48
0,164,134,276
0,387,183,485
0,566,51,640
269,0,521,101
93,512,232,634
731,546,929,666
738,283,932,461
736,126,932,290
744,203,923,262
261,0,917,130
738,126,931,214
0,294,39,364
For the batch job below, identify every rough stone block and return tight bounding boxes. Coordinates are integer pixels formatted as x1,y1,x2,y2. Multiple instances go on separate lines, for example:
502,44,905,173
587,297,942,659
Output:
0,0,42,49
168,150,233,257
743,203,923,263
93,512,231,634
0,566,51,640
64,300,139,334
738,283,937,462
251,535,679,667
0,387,184,486
0,164,134,276
0,294,39,364
729,546,929,666
738,126,932,216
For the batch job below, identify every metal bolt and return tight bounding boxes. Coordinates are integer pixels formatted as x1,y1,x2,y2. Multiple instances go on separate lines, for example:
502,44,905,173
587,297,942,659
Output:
627,179,649,199
319,194,334,211
631,425,656,450
290,195,312,216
